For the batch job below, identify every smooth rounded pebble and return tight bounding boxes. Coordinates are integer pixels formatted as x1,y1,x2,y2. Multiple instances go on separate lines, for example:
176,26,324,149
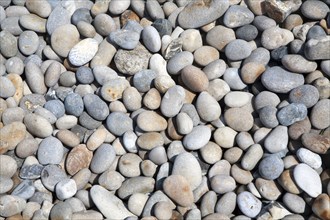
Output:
224,108,254,132
90,144,116,174
183,125,211,150
237,192,262,218
37,136,64,165
163,175,194,207
258,155,284,180
55,179,77,200
293,163,322,198
0,195,26,217
24,113,53,138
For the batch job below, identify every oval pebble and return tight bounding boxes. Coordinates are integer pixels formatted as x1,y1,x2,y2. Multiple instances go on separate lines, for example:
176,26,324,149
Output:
237,192,262,218
90,144,116,174
37,136,64,165
24,113,53,138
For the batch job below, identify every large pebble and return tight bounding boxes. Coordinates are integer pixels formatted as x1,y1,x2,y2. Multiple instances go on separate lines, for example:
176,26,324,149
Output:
18,30,39,55
163,175,194,207
106,112,133,136
172,152,202,190
225,39,252,61
282,54,317,73
293,163,322,198
83,94,109,121
301,0,329,20
68,38,99,66
109,29,140,50
296,148,322,169
277,103,307,126
41,164,67,192
167,51,194,75
0,122,26,153
310,99,330,130
289,85,319,108
183,125,211,150
177,0,229,29
301,133,330,154
304,36,330,60
261,66,304,93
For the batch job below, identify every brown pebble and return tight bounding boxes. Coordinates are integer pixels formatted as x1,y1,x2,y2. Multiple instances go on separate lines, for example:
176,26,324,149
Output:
56,130,80,148
181,65,209,93
278,169,302,194
312,193,330,220
301,133,330,154
163,175,194,207
241,62,266,84
66,144,93,175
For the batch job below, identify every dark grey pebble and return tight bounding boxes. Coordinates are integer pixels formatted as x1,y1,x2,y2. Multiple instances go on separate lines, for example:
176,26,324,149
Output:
44,99,65,118
270,46,288,61
83,94,109,121
19,164,44,180
133,69,158,93
306,25,327,41
76,66,94,84
235,24,258,41
64,93,84,117
277,103,307,126
258,106,279,128
152,19,173,37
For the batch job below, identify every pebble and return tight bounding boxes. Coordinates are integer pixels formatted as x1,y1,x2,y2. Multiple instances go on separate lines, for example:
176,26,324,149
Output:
118,153,142,177
284,53,318,72
49,201,72,220
172,152,202,190
50,24,80,57
237,192,262,218
0,122,26,153
142,26,161,53
106,112,133,136
277,103,308,126
304,36,330,60
196,91,221,122
194,46,219,66
261,26,294,50
255,178,282,201
225,39,252,61
224,92,251,108
90,185,133,219
183,125,211,150
293,163,322,198
68,38,98,66
133,69,157,93
264,126,288,153
55,179,77,200
0,176,13,194
0,195,26,217
180,29,203,52
12,180,35,200
24,113,53,138
227,5,252,27
312,193,330,220
109,29,140,50
90,144,116,174
302,133,330,154
83,94,109,121
310,99,330,130
118,176,155,199
37,136,64,165
163,175,194,207
181,65,209,92
283,193,306,214
224,108,254,132
114,43,152,75
261,66,305,93
214,126,237,149
18,30,39,56
301,0,329,20
259,155,284,180
211,174,236,194
223,68,247,90
177,0,229,29
66,144,93,175
289,85,319,108
137,111,167,132
41,164,67,192
160,85,185,118
19,164,43,180
258,106,279,128
241,144,263,171
236,24,258,41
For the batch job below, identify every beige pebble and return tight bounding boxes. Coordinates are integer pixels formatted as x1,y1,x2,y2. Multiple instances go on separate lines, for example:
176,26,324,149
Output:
56,129,80,148
86,127,107,151
137,111,167,132
181,65,209,93
66,144,93,176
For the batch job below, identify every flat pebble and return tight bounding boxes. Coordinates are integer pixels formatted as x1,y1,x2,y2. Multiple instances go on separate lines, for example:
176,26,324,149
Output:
109,29,140,50
293,163,322,198
282,54,317,73
301,0,329,20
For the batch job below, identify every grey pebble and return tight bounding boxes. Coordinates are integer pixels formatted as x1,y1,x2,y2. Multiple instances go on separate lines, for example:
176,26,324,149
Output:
223,5,254,28
0,30,18,58
133,69,158,93
152,19,173,37
0,195,26,217
11,180,35,200
18,30,39,55
37,136,64,165
264,125,288,153
64,93,84,117
90,144,116,174
79,112,102,130
106,112,133,136
47,5,71,35
44,99,65,119
34,107,57,124
109,29,140,50
0,176,13,194
258,155,284,180
41,164,67,192
281,54,317,73
253,15,276,31
93,65,118,86
223,68,247,90
289,85,319,108
118,177,155,199
167,51,194,75
5,57,24,75
258,106,279,128
71,8,93,26
304,36,330,60
1,16,24,36
19,164,44,179
225,39,252,61
142,26,161,53
236,25,258,41
301,0,329,20
146,0,165,20
59,71,76,87
0,76,16,98
50,201,73,220
277,103,307,126
261,66,304,93
55,179,77,200
160,85,185,118
306,25,327,41
76,66,94,84
83,94,109,121
237,192,261,218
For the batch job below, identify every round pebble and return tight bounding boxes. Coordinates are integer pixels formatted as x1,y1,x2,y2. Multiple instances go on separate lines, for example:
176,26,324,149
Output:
258,155,284,180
